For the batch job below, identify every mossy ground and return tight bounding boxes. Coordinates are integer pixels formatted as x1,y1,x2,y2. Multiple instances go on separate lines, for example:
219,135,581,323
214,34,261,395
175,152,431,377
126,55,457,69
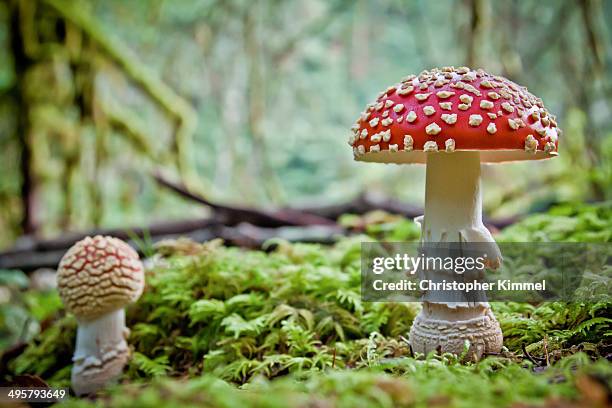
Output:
1,203,611,407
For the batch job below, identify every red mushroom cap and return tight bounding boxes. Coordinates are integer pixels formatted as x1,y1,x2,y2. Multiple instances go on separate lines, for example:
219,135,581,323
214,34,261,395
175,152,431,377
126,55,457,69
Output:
349,67,560,163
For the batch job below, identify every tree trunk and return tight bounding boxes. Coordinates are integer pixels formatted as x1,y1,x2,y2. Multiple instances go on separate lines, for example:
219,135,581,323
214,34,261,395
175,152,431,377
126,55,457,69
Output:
9,0,38,235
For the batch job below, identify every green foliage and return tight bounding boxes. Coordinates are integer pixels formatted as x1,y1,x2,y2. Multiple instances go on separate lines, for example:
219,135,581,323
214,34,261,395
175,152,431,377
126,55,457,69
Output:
495,302,611,354
2,203,611,406
60,353,612,408
499,202,612,243
130,352,172,378
0,269,63,350
9,316,75,388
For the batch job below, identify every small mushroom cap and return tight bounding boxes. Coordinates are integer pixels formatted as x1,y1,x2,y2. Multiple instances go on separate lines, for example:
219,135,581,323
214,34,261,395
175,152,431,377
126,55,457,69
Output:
349,67,560,163
57,236,144,321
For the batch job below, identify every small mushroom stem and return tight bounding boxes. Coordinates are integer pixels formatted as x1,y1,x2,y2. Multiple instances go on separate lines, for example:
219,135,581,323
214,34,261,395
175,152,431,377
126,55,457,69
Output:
72,309,130,396
410,151,503,360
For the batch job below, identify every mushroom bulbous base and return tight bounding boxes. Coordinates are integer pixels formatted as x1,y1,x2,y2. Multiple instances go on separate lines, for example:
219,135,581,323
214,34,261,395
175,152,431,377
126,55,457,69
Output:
71,348,129,396
409,307,503,361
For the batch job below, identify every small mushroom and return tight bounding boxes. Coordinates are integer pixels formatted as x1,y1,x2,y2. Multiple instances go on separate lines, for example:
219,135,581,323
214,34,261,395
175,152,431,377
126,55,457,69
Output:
57,235,144,395
349,67,561,360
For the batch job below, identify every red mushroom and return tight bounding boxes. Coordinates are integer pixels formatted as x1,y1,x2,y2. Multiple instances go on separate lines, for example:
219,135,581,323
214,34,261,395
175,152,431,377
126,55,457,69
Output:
350,67,560,359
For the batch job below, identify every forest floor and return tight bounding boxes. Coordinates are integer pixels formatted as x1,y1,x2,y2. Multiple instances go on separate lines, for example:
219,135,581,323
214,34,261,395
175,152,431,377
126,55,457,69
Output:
1,202,611,407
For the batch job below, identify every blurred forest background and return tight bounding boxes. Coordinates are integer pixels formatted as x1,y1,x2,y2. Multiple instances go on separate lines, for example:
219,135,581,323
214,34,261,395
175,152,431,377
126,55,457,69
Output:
0,0,611,249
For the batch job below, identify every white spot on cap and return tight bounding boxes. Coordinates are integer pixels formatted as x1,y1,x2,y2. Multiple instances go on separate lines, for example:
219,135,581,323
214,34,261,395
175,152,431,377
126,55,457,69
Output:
360,129,368,139
382,129,391,141
415,93,431,101
423,141,438,152
434,79,447,88
480,100,494,110
393,103,405,113
462,72,476,82
436,91,455,99
501,102,514,113
369,117,379,127
439,102,452,110
381,118,393,126
487,123,497,134
389,144,399,152
371,132,382,142
384,100,394,108
445,139,455,152
406,111,417,123
480,80,494,88
463,83,481,96
459,94,473,104
544,141,556,153
452,81,466,89
423,106,436,116
425,122,442,135
403,135,414,150
397,86,414,96
524,135,538,153
441,113,457,125
369,144,380,152
469,114,483,126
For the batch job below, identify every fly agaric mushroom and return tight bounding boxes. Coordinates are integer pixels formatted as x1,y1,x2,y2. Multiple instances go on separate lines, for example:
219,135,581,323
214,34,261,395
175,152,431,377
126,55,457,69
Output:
349,67,560,359
56,235,144,395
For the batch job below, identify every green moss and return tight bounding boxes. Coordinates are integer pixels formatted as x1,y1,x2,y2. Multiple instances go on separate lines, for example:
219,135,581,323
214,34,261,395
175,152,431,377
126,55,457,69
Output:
2,203,611,406
499,202,612,243
60,354,611,408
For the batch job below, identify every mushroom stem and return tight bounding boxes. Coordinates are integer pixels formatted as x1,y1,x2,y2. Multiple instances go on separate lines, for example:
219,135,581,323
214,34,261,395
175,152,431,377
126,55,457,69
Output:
422,151,492,243
410,151,503,360
72,309,130,396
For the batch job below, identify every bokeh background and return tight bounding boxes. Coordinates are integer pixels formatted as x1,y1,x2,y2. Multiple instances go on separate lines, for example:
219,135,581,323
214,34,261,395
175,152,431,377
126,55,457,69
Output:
0,0,610,249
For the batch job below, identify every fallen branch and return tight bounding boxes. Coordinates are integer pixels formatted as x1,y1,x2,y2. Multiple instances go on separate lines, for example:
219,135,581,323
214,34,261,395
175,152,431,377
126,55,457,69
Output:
0,222,343,271
153,172,337,227
2,175,519,271
299,192,517,229
2,218,218,255
155,172,517,229
218,223,342,249
297,192,423,220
